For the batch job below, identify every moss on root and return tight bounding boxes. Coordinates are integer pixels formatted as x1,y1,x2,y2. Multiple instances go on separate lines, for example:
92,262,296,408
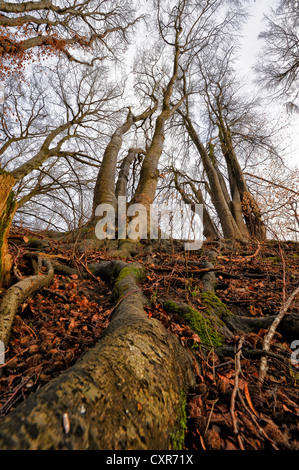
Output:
201,291,233,319
163,300,223,347
170,389,187,450
113,265,146,299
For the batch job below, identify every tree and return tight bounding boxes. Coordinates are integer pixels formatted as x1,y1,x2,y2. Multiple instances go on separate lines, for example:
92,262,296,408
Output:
255,0,299,112
165,37,286,242
0,62,121,283
88,0,248,246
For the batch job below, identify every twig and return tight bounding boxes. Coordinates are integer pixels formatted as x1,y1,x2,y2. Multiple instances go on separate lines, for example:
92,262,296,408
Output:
42,287,68,302
230,336,245,450
258,285,299,387
204,399,218,436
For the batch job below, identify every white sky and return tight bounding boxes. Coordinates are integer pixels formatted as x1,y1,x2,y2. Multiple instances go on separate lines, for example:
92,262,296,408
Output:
237,0,299,169
238,0,274,77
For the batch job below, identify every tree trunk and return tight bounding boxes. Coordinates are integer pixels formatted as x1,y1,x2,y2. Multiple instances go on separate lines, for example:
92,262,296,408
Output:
217,119,267,241
92,110,134,216
115,148,145,199
0,261,196,450
173,171,219,240
180,112,246,241
0,172,16,286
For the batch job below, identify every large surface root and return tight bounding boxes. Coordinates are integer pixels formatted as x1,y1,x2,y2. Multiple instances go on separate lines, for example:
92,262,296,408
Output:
0,260,196,450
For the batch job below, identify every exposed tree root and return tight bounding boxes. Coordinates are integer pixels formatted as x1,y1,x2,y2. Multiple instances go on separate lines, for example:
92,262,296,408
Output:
224,311,299,341
0,258,54,350
0,260,196,450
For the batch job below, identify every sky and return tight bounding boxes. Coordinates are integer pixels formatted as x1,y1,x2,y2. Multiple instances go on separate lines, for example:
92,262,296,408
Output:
237,0,274,78
237,0,299,170
0,0,298,169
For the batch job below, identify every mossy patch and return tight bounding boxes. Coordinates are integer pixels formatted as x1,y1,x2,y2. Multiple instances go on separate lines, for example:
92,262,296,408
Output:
201,291,233,319
170,390,187,450
163,300,223,347
113,265,146,299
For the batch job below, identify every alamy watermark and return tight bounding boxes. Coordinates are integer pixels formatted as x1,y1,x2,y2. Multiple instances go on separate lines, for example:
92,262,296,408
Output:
290,340,299,366
0,82,4,105
94,197,204,250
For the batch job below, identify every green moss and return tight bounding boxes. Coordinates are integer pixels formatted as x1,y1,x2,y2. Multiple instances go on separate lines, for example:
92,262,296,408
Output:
201,291,233,319
170,390,187,450
163,300,182,314
113,265,146,299
182,306,223,347
163,300,223,347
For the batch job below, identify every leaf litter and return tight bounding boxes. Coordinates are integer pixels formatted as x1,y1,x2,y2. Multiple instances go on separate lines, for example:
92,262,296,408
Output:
0,232,299,450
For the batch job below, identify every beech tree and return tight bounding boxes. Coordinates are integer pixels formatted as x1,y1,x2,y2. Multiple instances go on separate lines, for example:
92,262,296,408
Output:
87,0,248,247
164,37,285,242
1,0,299,452
0,62,121,283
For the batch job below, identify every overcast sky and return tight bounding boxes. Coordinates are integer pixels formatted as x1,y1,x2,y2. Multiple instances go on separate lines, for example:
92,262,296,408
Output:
237,0,299,169
238,0,273,77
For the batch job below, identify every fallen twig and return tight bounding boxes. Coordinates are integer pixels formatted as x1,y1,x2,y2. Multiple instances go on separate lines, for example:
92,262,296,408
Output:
230,336,245,450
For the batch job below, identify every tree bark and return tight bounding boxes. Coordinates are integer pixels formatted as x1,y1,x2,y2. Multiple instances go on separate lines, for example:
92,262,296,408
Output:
0,260,196,450
217,117,267,241
115,148,145,199
179,111,245,241
92,111,135,215
0,172,16,286
131,27,184,217
91,105,157,219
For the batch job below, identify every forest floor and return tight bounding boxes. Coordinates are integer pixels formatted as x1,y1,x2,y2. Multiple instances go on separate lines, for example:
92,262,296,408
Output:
0,228,299,450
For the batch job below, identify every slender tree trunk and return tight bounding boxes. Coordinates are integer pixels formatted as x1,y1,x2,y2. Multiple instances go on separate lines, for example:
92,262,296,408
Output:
131,27,184,222
0,172,17,286
217,119,267,240
180,112,245,241
115,148,145,199
132,114,166,210
173,171,219,240
225,159,250,239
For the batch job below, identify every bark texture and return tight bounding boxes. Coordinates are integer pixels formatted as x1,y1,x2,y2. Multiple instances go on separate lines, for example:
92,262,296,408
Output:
0,172,16,286
0,260,196,450
179,111,245,241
